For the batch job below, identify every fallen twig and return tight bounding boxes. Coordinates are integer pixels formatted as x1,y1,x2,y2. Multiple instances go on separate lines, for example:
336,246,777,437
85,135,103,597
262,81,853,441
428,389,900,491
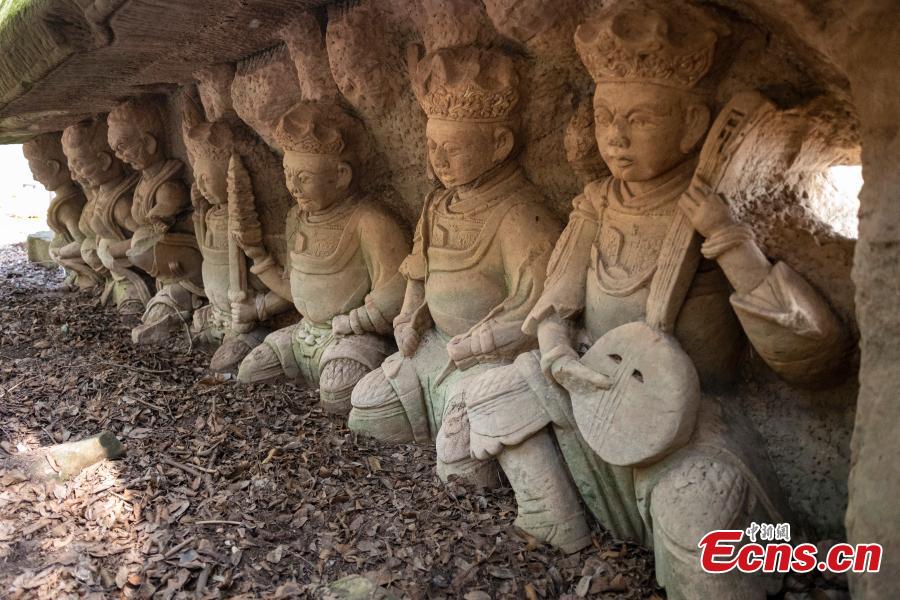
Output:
160,456,217,478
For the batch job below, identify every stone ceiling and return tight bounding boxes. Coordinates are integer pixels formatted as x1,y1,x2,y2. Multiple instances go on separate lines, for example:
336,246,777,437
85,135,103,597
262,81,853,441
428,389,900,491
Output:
0,0,328,143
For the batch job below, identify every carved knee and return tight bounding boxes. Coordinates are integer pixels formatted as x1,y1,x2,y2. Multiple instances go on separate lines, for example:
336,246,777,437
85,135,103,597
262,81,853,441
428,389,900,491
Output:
348,367,415,443
319,358,370,415
650,458,776,599
651,458,750,550
237,340,284,384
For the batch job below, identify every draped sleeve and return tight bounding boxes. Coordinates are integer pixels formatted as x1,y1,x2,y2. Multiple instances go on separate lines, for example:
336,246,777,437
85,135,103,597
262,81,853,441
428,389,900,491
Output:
523,185,602,335
730,261,849,386
357,206,411,334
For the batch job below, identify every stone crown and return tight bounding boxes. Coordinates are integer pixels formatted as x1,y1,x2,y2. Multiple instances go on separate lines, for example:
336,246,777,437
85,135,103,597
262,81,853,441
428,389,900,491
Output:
184,121,233,163
273,101,358,157
414,46,520,122
575,0,724,90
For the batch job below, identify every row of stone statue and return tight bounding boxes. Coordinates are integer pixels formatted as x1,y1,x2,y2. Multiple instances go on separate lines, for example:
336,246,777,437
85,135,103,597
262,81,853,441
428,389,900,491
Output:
25,2,849,598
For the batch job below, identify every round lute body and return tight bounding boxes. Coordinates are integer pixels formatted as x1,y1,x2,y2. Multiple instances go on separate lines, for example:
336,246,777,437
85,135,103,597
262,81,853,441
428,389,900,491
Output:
571,322,700,467
570,92,775,467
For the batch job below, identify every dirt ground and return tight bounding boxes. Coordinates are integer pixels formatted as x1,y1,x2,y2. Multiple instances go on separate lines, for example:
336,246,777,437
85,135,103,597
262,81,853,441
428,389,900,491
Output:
0,244,660,599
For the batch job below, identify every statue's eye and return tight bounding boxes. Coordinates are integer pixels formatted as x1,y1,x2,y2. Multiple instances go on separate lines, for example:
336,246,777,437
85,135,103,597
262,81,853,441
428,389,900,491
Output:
629,112,655,127
594,110,613,126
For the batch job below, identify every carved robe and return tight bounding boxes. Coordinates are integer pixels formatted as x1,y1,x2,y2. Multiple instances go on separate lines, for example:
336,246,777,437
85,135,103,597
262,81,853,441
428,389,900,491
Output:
46,181,97,288
254,195,407,384
77,186,104,273
127,159,203,291
88,172,153,308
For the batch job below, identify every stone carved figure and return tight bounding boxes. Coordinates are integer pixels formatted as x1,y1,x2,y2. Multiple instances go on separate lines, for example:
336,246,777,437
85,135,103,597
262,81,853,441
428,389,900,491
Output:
461,2,849,597
61,119,148,314
182,98,262,370
347,46,562,486
185,67,298,372
22,132,101,290
236,101,409,414
107,97,204,344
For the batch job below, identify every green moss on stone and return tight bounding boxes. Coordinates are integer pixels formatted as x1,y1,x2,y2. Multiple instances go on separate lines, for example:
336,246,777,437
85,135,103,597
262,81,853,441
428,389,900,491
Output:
0,0,36,34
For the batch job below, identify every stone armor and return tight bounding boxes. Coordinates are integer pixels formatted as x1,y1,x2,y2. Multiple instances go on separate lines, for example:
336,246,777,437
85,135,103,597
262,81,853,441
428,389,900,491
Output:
238,196,408,413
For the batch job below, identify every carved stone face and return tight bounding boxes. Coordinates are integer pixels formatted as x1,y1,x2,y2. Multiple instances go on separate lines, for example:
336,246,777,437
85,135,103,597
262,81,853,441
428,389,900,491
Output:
108,121,159,171
332,61,399,117
283,152,352,214
197,67,234,122
64,144,119,188
425,119,513,189
26,156,65,191
593,82,702,182
193,157,228,205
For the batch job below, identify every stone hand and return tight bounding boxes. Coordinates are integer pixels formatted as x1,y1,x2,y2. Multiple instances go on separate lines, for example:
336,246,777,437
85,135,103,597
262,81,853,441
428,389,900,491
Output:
232,231,267,261
332,314,353,336
678,180,738,238
190,183,204,209
150,219,170,235
551,355,612,395
446,334,478,370
394,321,422,357
231,300,258,327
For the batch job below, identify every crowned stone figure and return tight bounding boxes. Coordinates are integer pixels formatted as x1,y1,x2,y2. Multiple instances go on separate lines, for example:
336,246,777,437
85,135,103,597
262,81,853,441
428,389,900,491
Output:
22,133,101,290
235,101,409,414
347,46,563,487
61,119,149,314
107,97,205,344
460,2,849,598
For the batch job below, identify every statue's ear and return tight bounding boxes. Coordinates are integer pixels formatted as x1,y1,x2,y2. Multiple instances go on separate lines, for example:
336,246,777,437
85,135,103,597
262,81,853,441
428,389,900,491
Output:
680,103,711,154
47,160,61,177
143,133,158,156
98,152,113,171
492,126,515,164
336,161,353,191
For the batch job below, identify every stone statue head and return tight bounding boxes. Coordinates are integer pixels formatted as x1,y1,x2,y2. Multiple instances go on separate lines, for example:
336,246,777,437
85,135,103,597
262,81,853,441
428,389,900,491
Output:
107,97,167,171
414,46,521,189
575,0,727,183
183,97,233,206
273,101,367,213
22,132,71,191
61,118,125,188
326,4,403,116
194,64,236,122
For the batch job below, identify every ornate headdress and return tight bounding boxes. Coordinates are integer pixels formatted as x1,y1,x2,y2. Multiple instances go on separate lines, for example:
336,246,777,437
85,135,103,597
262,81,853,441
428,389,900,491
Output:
61,118,112,156
413,46,520,122
273,101,365,165
23,132,68,166
575,0,727,91
182,96,233,163
108,96,166,136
